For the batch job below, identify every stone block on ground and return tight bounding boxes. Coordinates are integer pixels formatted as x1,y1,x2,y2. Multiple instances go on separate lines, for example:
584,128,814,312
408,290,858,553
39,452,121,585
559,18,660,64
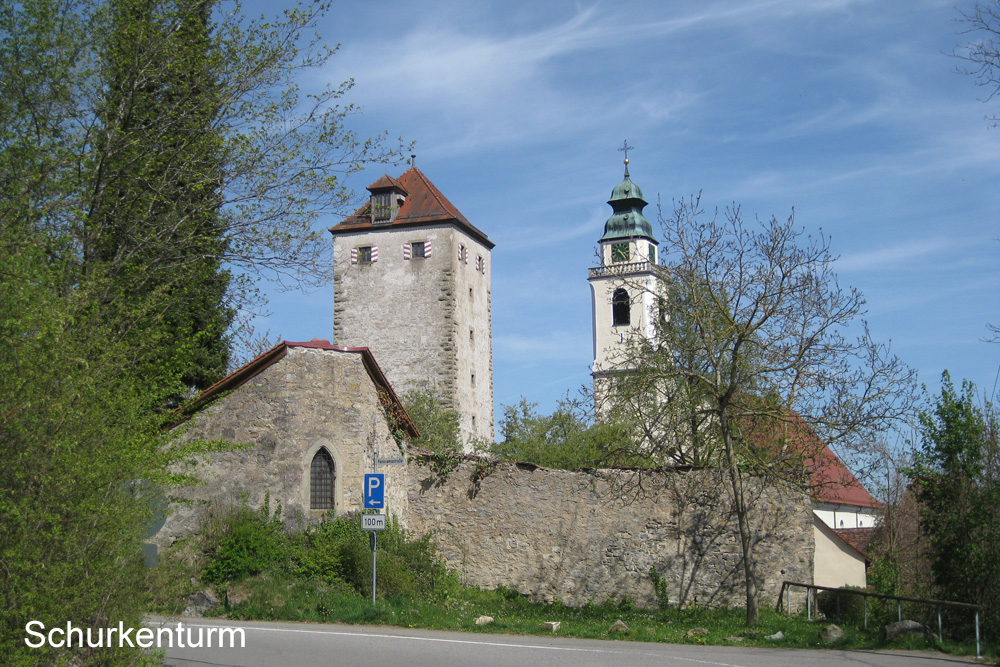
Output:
819,624,844,644
183,590,219,617
609,619,629,634
882,620,931,640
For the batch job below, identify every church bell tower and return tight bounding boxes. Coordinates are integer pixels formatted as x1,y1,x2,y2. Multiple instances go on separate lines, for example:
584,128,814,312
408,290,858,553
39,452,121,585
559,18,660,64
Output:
589,152,660,402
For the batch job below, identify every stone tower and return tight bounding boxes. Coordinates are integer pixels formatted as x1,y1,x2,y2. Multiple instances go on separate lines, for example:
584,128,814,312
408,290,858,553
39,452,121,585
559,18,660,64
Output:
589,157,660,402
329,166,494,447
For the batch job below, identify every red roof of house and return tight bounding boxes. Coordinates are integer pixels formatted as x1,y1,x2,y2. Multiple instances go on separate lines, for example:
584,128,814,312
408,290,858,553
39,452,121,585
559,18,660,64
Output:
174,339,418,438
744,408,881,509
329,167,494,248
810,445,882,508
832,527,877,557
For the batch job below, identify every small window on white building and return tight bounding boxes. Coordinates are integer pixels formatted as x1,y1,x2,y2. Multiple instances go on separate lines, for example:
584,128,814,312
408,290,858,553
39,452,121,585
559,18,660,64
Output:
612,288,630,326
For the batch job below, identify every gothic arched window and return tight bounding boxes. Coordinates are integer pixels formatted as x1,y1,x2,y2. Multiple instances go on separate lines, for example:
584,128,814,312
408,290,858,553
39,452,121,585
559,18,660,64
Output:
310,448,335,510
612,288,631,327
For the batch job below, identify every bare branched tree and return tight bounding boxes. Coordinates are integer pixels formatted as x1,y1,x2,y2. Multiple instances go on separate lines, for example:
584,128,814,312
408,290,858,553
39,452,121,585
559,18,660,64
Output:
954,0,1000,126
600,195,917,625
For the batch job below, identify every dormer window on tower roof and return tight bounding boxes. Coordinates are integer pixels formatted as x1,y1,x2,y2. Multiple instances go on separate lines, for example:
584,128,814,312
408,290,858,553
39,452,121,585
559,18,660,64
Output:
366,174,408,225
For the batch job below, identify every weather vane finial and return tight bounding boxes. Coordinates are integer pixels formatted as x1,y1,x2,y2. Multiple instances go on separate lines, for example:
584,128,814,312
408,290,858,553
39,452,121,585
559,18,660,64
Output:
618,139,634,165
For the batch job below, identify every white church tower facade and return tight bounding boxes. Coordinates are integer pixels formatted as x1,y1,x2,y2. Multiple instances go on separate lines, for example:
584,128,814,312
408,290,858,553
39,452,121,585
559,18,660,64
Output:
329,166,494,447
589,156,661,403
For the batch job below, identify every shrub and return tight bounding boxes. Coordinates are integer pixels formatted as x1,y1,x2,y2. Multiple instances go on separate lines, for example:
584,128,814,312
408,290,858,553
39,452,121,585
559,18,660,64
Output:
817,586,867,624
292,513,454,600
650,567,670,609
204,497,288,584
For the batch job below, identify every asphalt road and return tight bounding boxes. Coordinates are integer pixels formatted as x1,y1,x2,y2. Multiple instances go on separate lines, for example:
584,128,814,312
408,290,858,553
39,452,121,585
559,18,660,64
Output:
148,616,980,667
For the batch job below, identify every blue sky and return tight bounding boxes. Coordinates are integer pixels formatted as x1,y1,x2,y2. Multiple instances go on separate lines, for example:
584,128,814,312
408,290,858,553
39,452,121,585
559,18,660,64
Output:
254,0,1000,432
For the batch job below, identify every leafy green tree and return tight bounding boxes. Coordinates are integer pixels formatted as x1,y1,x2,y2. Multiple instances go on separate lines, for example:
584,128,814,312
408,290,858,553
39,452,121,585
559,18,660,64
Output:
0,0,407,662
488,397,633,470
87,0,233,396
0,227,222,665
602,195,916,625
911,372,1000,631
1,0,410,393
401,388,463,455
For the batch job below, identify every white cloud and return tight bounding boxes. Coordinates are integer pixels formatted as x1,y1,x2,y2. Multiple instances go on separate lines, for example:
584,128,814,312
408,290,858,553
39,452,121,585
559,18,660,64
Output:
836,238,953,272
496,331,591,362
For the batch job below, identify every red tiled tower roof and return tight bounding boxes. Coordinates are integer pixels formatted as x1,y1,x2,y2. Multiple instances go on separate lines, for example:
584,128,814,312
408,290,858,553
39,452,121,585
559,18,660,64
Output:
329,167,494,248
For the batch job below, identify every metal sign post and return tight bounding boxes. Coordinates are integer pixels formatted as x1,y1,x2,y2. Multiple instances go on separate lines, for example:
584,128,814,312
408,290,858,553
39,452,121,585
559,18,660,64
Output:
362,451,402,605
362,516,385,605
370,531,377,605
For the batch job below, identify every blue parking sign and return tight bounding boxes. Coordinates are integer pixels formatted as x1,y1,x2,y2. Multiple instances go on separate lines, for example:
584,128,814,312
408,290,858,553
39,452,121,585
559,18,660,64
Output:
364,473,385,509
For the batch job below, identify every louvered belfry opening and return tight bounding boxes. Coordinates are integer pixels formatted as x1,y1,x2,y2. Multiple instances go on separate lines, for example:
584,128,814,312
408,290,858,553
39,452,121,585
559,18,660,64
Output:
612,288,631,326
310,448,335,510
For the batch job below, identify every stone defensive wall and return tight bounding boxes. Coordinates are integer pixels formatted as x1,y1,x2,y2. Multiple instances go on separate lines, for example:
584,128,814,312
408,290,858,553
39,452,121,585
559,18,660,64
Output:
407,457,814,609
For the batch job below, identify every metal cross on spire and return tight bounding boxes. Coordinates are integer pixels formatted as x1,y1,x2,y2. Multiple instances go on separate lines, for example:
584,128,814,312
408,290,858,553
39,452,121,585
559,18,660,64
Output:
618,139,634,163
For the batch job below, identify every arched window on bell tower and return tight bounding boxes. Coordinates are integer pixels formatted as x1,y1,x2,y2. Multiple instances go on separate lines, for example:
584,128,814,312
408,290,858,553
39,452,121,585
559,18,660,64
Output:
310,448,335,510
612,288,631,326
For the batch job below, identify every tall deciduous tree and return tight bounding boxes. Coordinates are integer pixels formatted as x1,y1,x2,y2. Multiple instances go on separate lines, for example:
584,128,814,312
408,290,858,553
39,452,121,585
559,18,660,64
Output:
955,0,1000,127
88,0,233,396
1,0,410,396
0,0,406,662
911,373,1000,632
601,195,916,625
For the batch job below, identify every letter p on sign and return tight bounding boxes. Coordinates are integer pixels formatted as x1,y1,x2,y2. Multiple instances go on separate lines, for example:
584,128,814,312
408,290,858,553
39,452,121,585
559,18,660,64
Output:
364,473,384,509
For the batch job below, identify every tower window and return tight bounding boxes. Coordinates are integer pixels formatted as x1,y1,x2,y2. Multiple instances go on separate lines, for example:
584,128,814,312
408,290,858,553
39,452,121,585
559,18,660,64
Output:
351,246,377,265
310,448,335,510
612,288,630,326
611,242,630,263
648,246,656,265
403,241,431,259
372,193,392,223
